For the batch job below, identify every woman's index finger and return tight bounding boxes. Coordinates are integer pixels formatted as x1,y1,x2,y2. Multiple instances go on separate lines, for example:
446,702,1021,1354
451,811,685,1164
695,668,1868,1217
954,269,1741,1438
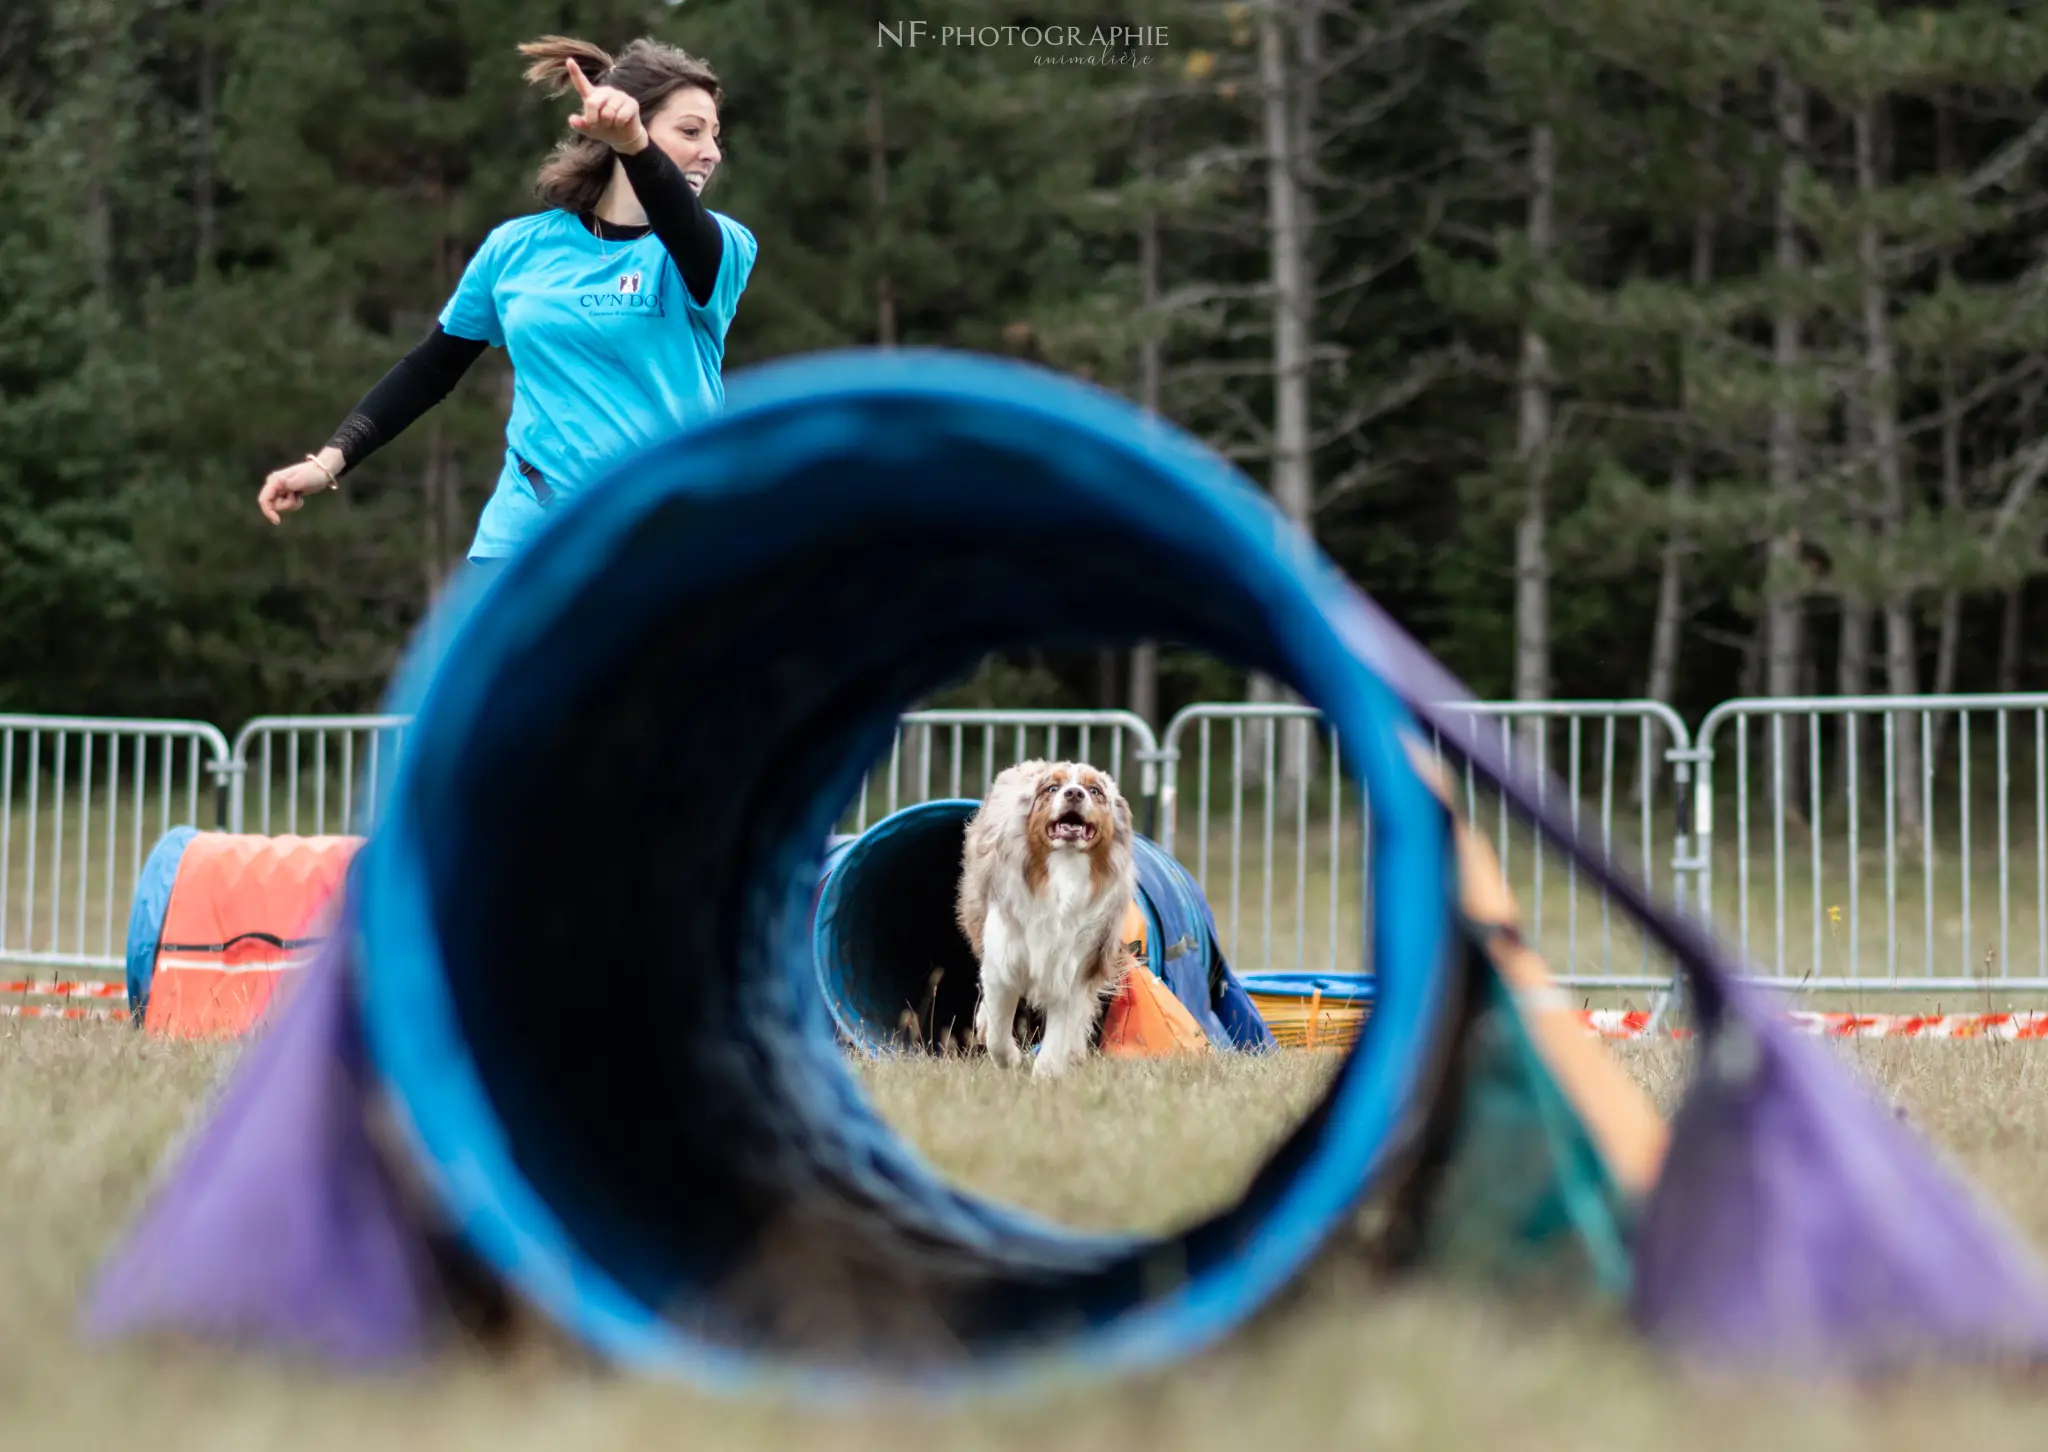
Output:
565,58,593,97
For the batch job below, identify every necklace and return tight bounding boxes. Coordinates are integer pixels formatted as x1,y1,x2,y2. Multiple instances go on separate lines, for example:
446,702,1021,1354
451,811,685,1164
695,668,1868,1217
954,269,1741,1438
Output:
586,213,647,273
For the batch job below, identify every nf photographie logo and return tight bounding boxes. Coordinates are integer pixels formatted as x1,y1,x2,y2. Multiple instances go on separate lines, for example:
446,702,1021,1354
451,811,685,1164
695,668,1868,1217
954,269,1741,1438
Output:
878,20,1169,67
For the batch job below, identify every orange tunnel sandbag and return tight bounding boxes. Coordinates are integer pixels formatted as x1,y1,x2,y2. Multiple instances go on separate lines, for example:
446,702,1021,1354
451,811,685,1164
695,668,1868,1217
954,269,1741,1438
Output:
139,833,363,1037
1098,900,1213,1058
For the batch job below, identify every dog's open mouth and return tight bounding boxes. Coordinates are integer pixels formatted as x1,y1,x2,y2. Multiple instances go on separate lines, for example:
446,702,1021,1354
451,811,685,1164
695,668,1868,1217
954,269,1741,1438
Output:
1048,810,1097,843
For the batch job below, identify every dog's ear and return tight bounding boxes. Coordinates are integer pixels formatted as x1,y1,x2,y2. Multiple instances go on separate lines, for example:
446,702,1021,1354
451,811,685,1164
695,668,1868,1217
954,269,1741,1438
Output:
1114,789,1134,837
1010,759,1051,814
974,760,1042,846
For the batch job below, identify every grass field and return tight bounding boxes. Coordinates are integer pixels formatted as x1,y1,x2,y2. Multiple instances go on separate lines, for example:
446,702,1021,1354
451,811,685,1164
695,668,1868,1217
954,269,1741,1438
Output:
8,1023,2048,1450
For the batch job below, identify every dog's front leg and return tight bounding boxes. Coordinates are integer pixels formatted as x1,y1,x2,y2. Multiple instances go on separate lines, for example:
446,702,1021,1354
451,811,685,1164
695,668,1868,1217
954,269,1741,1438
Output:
974,911,1026,1069
1032,979,1098,1081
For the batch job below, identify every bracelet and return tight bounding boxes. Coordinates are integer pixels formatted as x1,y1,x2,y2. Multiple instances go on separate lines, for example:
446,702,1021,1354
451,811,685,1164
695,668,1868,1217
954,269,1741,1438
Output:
304,454,340,490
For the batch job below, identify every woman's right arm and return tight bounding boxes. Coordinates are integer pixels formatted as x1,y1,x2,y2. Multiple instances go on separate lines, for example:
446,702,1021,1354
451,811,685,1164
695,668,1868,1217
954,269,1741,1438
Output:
258,325,489,524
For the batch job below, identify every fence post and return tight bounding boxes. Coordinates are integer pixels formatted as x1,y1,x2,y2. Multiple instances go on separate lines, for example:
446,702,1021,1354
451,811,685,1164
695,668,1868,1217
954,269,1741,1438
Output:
1645,730,1702,1031
1667,741,1708,924
1689,705,1729,937
1123,716,1165,841
1153,715,1187,855
1133,743,1165,841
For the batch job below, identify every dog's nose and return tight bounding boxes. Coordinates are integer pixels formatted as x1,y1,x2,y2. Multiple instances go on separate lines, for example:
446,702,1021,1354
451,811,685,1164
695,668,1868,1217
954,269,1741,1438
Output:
1062,785,1087,803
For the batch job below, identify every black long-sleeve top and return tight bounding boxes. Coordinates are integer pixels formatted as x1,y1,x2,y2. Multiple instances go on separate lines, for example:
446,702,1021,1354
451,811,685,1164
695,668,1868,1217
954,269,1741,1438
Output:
323,144,723,474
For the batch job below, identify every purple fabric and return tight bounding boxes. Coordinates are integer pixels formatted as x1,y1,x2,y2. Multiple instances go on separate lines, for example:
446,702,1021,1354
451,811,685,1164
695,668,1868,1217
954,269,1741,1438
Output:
1327,580,2048,1371
82,925,441,1364
1629,1019,2048,1371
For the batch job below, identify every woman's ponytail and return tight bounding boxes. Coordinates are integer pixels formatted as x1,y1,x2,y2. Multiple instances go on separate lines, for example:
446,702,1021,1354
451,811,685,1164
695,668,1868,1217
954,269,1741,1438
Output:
517,35,617,97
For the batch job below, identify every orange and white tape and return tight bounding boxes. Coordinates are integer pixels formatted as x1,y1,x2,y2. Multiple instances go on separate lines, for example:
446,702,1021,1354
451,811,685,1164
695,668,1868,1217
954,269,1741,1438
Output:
4,978,131,1022
1,980,127,1000
1580,1009,2048,1041
1,1003,127,1021
2,978,131,1024
1252,994,2048,1048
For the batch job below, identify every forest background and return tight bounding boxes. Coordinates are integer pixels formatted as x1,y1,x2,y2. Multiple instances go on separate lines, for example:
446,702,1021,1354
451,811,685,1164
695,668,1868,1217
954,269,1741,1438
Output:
5,0,2047,750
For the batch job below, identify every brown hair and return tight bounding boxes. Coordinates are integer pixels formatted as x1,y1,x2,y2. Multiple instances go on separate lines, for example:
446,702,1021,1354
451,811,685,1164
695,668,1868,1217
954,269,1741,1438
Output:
519,35,724,215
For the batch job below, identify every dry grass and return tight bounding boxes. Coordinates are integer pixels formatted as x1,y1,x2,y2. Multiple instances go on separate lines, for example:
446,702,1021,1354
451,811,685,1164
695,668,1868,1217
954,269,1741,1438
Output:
6,1024,2048,1450
847,1052,1343,1234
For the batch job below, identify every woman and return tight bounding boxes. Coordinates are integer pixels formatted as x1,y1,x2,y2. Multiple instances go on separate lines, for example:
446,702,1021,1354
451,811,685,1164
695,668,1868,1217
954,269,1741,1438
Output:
256,35,756,571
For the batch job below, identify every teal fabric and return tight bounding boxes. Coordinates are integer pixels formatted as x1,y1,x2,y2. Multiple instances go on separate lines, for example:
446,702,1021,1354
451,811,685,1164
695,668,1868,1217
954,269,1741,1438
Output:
1406,950,1634,1300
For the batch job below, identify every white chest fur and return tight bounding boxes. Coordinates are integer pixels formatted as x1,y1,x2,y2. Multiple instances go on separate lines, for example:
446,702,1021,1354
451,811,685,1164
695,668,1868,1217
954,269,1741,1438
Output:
1038,852,1097,910
1004,853,1114,994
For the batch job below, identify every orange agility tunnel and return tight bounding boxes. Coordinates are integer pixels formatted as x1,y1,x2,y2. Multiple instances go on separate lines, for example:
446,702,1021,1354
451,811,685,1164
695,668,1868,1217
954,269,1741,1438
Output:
123,828,362,1036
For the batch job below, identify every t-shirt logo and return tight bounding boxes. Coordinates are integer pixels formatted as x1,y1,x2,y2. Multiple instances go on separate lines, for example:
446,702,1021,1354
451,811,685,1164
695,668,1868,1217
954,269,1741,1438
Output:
577,267,661,316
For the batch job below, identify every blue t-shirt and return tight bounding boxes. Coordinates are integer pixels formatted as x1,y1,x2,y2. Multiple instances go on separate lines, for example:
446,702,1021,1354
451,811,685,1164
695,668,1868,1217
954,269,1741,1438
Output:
438,207,758,559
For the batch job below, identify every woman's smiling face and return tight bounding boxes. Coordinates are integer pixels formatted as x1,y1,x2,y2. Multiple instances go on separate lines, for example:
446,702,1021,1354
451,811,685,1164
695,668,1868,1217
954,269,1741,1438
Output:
647,85,721,193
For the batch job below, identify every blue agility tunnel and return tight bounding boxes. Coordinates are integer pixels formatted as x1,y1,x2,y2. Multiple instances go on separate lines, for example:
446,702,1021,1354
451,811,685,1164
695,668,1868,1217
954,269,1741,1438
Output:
88,347,1465,1395
811,798,1276,1055
341,347,1461,1392
122,824,198,1023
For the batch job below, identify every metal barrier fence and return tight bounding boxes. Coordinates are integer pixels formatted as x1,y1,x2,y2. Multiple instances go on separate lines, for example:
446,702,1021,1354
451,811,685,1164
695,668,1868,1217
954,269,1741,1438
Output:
220,710,1162,842
1155,701,1694,988
14,694,2048,998
227,716,414,836
1,716,233,973
1695,693,2048,992
835,709,1161,837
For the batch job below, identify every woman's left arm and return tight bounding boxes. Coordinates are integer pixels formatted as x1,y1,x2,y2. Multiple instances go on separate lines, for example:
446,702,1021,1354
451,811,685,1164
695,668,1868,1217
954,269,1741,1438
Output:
617,142,724,307
563,58,725,306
